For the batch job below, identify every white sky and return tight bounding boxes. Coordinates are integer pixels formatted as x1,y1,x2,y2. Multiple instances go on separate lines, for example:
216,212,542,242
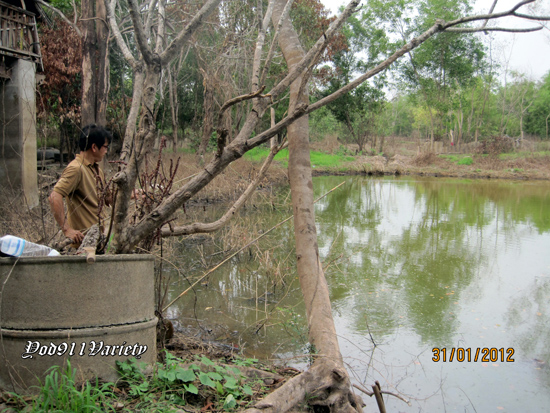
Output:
320,0,550,81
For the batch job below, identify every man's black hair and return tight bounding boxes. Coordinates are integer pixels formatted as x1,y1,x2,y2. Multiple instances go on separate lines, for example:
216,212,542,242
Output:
79,124,112,152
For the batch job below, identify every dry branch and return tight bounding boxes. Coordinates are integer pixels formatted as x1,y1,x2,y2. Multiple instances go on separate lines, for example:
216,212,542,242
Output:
160,142,280,237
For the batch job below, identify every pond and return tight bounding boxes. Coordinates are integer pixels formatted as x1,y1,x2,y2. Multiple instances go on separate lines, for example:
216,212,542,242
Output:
166,176,550,412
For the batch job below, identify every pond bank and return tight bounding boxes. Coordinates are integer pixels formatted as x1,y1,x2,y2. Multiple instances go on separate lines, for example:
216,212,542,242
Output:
311,152,550,181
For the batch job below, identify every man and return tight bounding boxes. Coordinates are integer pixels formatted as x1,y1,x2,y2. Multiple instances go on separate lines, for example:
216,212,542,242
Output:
49,124,112,245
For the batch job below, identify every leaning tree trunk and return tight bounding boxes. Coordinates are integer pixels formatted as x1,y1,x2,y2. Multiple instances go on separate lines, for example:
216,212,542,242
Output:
245,1,363,411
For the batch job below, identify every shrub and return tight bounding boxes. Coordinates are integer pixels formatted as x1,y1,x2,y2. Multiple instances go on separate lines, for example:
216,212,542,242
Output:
412,152,437,166
476,136,516,155
458,157,473,165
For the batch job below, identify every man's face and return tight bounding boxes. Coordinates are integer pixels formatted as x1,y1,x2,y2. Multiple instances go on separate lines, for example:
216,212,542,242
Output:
92,139,109,163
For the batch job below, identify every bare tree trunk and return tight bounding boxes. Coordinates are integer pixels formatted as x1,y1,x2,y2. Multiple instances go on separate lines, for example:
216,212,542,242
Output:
344,113,358,148
95,0,109,126
198,77,214,161
270,107,277,148
457,107,463,147
168,65,179,149
81,0,109,126
378,134,385,154
546,112,550,140
475,78,492,143
81,0,95,125
519,93,533,143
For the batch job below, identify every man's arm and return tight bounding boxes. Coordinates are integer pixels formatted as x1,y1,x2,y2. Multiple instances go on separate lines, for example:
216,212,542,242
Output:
49,191,84,244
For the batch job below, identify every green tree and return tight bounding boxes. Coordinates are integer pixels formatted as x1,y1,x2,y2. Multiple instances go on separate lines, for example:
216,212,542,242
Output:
379,94,415,138
319,8,389,152
497,71,537,140
398,0,487,147
461,73,500,143
526,71,550,139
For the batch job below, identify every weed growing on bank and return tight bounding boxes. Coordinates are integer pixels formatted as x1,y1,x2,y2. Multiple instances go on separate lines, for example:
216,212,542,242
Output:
2,360,115,412
1,352,276,412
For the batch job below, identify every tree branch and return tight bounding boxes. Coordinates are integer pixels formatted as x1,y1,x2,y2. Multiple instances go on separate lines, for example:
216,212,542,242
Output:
481,0,499,30
259,0,294,87
446,26,543,33
160,0,223,66
127,0,156,64
107,0,137,66
160,143,282,237
251,0,275,91
218,87,266,128
307,21,443,114
144,0,159,40
154,0,166,55
352,383,411,406
440,0,549,31
513,12,550,20
268,0,360,103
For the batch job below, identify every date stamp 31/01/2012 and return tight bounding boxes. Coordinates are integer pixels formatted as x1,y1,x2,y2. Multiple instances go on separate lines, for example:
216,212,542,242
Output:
432,347,515,363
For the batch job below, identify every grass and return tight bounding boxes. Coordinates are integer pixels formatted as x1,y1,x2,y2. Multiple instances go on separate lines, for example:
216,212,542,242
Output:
439,154,474,165
4,360,116,412
244,147,355,168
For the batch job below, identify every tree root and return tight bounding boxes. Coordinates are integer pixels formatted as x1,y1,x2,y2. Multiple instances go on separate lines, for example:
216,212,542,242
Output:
243,359,363,413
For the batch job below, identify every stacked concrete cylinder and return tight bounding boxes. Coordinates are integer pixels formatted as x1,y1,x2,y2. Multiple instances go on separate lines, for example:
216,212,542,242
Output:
0,254,157,393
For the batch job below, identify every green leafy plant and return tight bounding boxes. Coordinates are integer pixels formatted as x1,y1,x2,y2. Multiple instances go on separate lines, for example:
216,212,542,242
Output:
441,154,460,163
116,352,257,411
233,356,259,367
194,356,254,407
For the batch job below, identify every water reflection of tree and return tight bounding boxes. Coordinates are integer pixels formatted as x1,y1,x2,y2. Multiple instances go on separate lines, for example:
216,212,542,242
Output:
315,177,495,345
421,179,550,233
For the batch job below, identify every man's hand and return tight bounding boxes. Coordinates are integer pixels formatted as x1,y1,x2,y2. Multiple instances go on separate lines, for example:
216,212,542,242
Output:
49,190,84,244
63,228,84,244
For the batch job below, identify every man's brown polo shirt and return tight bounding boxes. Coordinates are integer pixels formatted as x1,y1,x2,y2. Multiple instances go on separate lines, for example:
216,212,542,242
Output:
52,153,107,233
